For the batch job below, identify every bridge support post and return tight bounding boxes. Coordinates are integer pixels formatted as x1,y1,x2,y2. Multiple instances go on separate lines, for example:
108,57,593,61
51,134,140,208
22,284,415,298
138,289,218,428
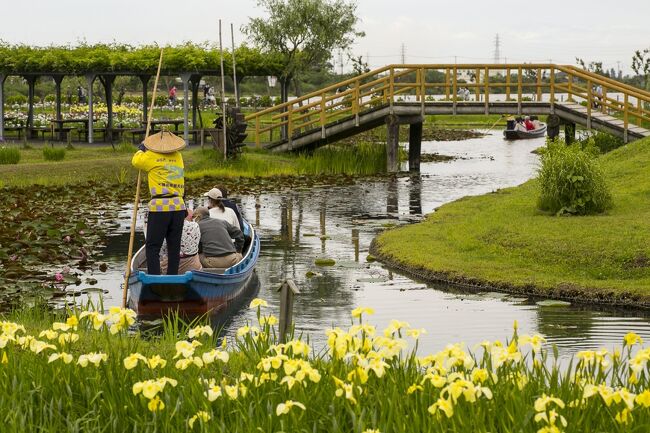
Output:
564,122,576,144
408,122,422,172
386,115,399,173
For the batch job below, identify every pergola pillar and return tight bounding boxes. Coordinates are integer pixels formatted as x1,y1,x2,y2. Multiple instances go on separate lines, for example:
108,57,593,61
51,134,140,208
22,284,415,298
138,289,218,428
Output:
190,74,202,130
86,74,96,144
99,75,116,144
53,75,64,140
139,75,150,125
181,73,191,145
25,75,37,135
0,74,5,142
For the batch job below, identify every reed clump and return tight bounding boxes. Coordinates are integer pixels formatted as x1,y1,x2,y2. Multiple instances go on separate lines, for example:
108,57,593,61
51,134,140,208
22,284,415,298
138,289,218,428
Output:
537,140,611,215
0,146,21,165
42,147,66,161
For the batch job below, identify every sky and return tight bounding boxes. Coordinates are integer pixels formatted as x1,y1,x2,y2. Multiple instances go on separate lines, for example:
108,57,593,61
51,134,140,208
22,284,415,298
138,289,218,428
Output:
1,0,648,74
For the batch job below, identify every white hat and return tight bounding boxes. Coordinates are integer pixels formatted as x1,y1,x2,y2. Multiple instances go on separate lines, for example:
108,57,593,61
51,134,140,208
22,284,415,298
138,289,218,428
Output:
204,188,223,200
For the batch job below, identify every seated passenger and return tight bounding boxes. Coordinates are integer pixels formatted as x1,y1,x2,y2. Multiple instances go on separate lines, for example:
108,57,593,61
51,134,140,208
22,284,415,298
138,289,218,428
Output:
204,188,241,230
213,184,243,230
514,117,527,132
159,209,202,274
524,116,535,131
193,207,244,269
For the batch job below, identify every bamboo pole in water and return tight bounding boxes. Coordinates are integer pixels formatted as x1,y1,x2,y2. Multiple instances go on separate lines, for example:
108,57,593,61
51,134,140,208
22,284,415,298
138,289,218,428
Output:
122,49,164,308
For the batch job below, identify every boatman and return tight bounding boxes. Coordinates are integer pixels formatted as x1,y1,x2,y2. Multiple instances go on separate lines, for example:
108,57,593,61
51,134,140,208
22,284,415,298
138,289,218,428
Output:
132,131,187,275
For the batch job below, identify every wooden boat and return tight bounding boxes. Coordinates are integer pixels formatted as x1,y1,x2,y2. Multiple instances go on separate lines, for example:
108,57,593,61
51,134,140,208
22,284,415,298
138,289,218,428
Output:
503,123,547,140
127,219,260,316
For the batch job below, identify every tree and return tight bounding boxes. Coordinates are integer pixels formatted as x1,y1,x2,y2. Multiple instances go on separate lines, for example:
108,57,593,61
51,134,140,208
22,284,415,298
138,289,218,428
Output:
632,49,650,90
243,0,364,103
576,58,604,75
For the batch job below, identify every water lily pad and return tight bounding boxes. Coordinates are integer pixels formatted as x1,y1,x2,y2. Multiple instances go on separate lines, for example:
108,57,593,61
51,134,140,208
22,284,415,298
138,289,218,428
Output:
357,277,389,283
319,235,331,240
536,300,572,307
305,271,322,278
314,258,336,266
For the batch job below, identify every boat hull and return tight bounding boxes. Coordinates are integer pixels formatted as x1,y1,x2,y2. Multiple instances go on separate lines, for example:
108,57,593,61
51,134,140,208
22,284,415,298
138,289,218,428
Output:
503,124,547,140
127,220,261,317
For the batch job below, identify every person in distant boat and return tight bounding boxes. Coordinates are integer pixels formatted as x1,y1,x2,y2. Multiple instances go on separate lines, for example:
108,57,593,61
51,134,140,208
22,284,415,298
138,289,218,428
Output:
159,209,202,274
132,131,187,275
523,116,535,131
514,116,527,132
204,188,241,230
193,207,244,268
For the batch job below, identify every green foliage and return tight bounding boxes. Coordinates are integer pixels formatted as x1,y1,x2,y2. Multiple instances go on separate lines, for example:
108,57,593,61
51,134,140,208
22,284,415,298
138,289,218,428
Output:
6,94,27,105
296,142,387,175
0,147,20,164
537,140,611,215
582,132,625,154
243,0,364,100
0,43,284,77
115,141,136,153
42,147,66,161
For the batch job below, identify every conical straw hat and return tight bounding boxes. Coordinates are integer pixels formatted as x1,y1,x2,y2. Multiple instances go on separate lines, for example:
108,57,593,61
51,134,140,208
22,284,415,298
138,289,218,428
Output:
143,130,186,154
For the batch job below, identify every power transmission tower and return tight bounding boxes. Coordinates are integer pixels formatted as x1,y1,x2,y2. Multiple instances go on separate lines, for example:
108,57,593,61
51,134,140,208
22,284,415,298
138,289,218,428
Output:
401,43,406,64
493,33,501,64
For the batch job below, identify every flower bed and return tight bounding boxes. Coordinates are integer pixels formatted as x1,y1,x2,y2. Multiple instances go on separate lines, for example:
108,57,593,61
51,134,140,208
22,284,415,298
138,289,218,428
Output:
1,301,649,432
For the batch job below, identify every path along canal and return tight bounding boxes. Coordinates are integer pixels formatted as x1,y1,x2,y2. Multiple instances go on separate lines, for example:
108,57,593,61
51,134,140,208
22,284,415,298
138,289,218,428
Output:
76,132,650,356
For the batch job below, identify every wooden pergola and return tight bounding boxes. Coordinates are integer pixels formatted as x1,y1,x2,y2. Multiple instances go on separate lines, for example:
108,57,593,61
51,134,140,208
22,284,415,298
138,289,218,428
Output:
0,44,286,144
0,69,282,144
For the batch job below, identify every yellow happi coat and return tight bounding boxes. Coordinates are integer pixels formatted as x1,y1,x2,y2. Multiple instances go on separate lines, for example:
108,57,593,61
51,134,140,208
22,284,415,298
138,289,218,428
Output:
132,150,186,212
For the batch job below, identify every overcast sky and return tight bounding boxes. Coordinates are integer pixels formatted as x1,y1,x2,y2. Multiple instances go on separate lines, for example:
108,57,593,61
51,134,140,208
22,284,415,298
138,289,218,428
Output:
1,0,648,74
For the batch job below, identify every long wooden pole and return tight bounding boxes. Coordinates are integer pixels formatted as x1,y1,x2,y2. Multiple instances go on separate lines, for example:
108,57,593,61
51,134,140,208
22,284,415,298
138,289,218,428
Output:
219,20,227,159
122,49,164,308
230,23,239,108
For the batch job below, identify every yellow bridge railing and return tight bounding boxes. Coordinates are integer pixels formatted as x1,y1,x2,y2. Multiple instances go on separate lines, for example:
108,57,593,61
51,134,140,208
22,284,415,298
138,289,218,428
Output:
245,64,650,147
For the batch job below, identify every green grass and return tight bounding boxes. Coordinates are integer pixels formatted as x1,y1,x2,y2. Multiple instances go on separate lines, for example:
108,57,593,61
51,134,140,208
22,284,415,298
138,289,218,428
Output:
375,136,650,301
42,147,66,161
0,147,20,164
0,142,392,187
1,303,649,432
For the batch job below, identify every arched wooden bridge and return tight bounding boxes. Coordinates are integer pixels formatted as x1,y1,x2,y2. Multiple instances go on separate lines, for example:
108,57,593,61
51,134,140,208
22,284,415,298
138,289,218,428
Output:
245,64,650,171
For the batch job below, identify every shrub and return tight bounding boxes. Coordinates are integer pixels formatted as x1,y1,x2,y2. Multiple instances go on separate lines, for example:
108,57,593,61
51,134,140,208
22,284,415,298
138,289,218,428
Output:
537,140,611,215
154,95,168,107
6,94,27,105
587,132,625,154
115,141,135,153
259,95,272,107
0,147,20,164
44,94,57,103
42,147,66,161
123,95,143,104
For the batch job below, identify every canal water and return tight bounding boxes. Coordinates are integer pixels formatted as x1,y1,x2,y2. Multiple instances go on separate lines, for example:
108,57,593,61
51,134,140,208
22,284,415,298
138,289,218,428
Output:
78,132,650,356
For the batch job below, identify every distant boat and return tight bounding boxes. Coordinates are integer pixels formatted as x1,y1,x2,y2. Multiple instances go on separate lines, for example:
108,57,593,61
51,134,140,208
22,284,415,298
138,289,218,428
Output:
127,219,260,317
503,123,547,140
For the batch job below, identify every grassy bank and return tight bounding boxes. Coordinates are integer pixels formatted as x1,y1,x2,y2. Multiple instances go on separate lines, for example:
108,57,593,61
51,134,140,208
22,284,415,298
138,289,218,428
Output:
373,137,650,306
2,302,649,432
0,141,391,187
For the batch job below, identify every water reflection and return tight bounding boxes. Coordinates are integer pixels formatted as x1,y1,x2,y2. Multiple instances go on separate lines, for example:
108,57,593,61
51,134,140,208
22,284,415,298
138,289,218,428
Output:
77,131,650,356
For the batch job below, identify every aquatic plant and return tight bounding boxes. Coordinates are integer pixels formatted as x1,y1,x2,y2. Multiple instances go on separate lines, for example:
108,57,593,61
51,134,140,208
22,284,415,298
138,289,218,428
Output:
0,302,649,432
0,146,20,165
537,140,611,215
